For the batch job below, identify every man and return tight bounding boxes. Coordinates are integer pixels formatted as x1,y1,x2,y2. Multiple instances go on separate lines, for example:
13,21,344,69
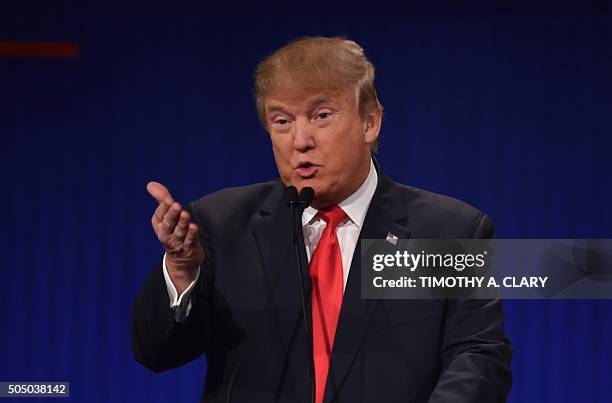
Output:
132,36,512,403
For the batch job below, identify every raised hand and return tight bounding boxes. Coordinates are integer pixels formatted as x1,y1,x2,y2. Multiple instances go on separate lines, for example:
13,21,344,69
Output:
147,181,203,294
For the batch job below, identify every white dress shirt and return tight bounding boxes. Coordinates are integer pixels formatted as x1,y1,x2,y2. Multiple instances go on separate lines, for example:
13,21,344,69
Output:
163,159,378,315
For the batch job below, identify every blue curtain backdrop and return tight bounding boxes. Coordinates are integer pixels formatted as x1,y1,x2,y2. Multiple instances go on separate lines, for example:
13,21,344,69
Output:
1,2,610,402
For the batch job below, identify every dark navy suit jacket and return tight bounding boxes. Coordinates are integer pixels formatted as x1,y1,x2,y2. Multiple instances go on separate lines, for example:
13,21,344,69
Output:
132,168,513,403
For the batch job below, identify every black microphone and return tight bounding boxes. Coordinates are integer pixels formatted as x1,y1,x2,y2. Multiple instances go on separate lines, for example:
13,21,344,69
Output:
298,187,314,208
290,187,315,403
284,185,299,207
226,186,314,403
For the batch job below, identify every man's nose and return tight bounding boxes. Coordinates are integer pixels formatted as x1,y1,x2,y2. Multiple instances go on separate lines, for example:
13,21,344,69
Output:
293,118,315,152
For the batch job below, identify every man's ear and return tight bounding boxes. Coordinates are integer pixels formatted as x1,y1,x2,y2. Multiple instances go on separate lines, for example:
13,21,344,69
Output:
363,108,382,146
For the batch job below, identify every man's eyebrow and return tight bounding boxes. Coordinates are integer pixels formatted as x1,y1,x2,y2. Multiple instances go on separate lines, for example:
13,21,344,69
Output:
265,105,291,116
306,97,336,111
265,96,338,117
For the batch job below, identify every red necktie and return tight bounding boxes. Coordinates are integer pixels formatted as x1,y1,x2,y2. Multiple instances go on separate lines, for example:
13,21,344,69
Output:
309,206,346,403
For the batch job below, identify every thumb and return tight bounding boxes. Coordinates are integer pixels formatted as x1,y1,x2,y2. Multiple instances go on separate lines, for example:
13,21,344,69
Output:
146,181,174,205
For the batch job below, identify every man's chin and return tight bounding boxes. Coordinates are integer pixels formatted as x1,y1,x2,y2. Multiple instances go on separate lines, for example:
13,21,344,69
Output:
309,187,335,210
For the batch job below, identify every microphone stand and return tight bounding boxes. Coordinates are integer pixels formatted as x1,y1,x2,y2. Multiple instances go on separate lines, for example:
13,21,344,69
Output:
289,187,315,403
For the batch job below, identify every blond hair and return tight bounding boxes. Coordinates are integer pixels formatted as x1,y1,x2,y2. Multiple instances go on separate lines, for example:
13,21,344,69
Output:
254,36,383,124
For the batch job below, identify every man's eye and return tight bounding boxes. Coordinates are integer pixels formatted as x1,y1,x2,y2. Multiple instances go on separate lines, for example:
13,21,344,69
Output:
274,118,289,125
316,112,332,120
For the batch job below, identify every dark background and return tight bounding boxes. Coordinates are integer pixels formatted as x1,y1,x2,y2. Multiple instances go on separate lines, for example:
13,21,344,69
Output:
1,1,610,402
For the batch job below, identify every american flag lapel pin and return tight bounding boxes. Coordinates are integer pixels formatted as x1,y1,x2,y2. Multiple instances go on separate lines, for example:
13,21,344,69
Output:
385,232,399,245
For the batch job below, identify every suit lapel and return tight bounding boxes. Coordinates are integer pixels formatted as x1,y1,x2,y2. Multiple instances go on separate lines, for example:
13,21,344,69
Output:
251,182,312,308
324,175,412,403
251,183,294,293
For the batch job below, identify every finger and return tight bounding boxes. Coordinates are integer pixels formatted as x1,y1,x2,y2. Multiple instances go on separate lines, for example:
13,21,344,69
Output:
160,202,182,234
147,181,174,205
172,211,191,242
183,223,199,248
152,202,171,224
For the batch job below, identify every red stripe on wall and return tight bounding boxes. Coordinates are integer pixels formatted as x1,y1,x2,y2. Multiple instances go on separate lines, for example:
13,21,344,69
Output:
0,41,80,59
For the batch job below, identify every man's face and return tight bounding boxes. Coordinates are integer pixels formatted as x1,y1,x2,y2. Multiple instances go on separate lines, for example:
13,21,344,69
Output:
264,88,380,208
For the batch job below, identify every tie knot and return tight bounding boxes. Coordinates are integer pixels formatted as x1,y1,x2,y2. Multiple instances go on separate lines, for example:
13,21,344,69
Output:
317,206,346,230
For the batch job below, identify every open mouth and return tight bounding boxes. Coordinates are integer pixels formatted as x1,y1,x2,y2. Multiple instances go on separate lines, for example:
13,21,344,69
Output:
295,162,318,178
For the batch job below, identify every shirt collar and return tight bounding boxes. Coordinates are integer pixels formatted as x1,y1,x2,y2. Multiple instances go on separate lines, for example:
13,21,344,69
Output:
302,158,378,228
